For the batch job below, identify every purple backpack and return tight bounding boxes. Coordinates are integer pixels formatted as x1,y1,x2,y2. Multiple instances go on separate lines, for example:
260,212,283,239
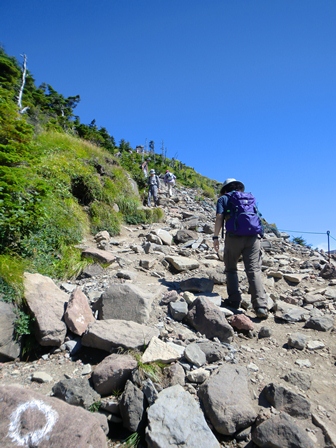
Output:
225,191,263,236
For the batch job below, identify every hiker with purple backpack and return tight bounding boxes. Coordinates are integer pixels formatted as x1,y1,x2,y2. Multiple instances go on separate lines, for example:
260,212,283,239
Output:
213,178,269,319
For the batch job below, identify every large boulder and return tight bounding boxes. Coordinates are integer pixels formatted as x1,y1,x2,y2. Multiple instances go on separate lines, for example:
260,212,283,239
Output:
180,277,214,293
198,364,257,435
165,256,200,272
92,354,137,396
119,380,146,433
0,385,107,447
0,301,20,361
146,384,220,448
82,319,160,351
64,287,95,336
52,377,101,410
252,412,315,448
185,297,234,343
263,383,311,419
23,272,67,346
93,283,154,324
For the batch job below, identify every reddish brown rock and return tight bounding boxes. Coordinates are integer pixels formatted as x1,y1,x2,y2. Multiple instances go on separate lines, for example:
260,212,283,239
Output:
0,385,107,447
92,353,137,396
64,287,95,336
23,272,67,346
229,314,254,331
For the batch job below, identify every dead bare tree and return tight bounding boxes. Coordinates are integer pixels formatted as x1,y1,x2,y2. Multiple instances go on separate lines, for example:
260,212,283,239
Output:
18,54,29,114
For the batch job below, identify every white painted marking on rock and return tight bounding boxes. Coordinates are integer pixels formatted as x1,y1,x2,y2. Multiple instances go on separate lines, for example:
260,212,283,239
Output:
7,399,58,446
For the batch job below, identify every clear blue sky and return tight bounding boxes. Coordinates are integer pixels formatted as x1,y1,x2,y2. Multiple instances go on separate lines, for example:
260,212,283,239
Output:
2,0,336,250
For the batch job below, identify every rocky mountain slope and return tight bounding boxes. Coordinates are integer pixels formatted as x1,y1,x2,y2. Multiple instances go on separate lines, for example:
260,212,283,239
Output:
1,184,336,448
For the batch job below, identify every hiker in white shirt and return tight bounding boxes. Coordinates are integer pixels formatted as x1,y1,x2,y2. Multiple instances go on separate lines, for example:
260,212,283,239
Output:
163,170,176,197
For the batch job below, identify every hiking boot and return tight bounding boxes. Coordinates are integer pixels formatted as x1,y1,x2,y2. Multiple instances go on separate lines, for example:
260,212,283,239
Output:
223,299,241,310
255,307,269,319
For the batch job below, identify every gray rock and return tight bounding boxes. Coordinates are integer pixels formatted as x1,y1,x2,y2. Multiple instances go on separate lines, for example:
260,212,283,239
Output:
206,269,226,285
119,380,146,432
23,272,67,346
198,364,257,435
52,377,101,410
162,362,186,387
180,277,214,293
186,367,210,383
82,247,116,264
116,270,137,280
258,326,272,339
283,273,308,284
304,293,325,304
142,336,182,364
79,263,104,278
64,339,82,355
146,384,220,448
182,217,199,230
31,371,53,383
0,385,107,447
155,228,173,245
196,340,229,363
275,300,310,323
146,233,162,244
312,412,336,448
92,353,137,396
165,255,200,272
142,378,159,406
0,301,20,361
184,342,207,367
93,283,154,324
252,412,314,448
143,242,171,255
304,315,334,331
263,383,311,419
169,299,188,321
283,370,312,391
82,319,160,351
174,229,199,244
186,297,234,343
288,332,308,350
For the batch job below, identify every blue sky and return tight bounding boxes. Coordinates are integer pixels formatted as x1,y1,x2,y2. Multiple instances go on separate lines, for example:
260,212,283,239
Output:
1,0,336,250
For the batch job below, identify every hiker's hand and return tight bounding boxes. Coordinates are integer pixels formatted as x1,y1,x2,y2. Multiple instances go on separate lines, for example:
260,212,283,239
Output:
213,239,219,252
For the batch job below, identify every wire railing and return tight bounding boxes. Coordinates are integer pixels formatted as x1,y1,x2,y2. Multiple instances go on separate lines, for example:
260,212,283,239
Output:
278,228,335,261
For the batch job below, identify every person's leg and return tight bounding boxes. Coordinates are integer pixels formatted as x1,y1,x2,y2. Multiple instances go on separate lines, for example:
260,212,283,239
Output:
242,236,268,311
153,186,158,206
224,235,244,307
168,183,173,197
147,187,152,207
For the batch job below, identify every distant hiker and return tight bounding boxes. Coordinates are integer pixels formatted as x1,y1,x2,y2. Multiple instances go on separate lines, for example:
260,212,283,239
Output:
147,169,160,207
213,178,268,319
141,159,149,177
163,170,176,197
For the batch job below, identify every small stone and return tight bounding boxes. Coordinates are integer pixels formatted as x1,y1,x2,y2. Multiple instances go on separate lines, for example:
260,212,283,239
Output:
258,326,272,339
247,363,259,372
81,364,92,375
31,372,53,383
307,341,325,350
295,359,312,368
229,314,254,331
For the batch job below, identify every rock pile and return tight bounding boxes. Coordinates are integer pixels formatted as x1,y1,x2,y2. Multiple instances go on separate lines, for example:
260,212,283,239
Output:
1,185,336,448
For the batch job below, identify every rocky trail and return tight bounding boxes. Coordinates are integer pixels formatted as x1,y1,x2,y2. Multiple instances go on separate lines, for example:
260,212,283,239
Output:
0,184,336,448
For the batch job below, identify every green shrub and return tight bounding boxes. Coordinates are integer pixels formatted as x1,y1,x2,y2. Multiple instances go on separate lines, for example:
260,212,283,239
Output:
89,201,122,236
14,308,35,340
0,256,26,305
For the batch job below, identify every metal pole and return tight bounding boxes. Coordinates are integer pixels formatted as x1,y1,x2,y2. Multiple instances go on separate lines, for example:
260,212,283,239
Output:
327,230,330,261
